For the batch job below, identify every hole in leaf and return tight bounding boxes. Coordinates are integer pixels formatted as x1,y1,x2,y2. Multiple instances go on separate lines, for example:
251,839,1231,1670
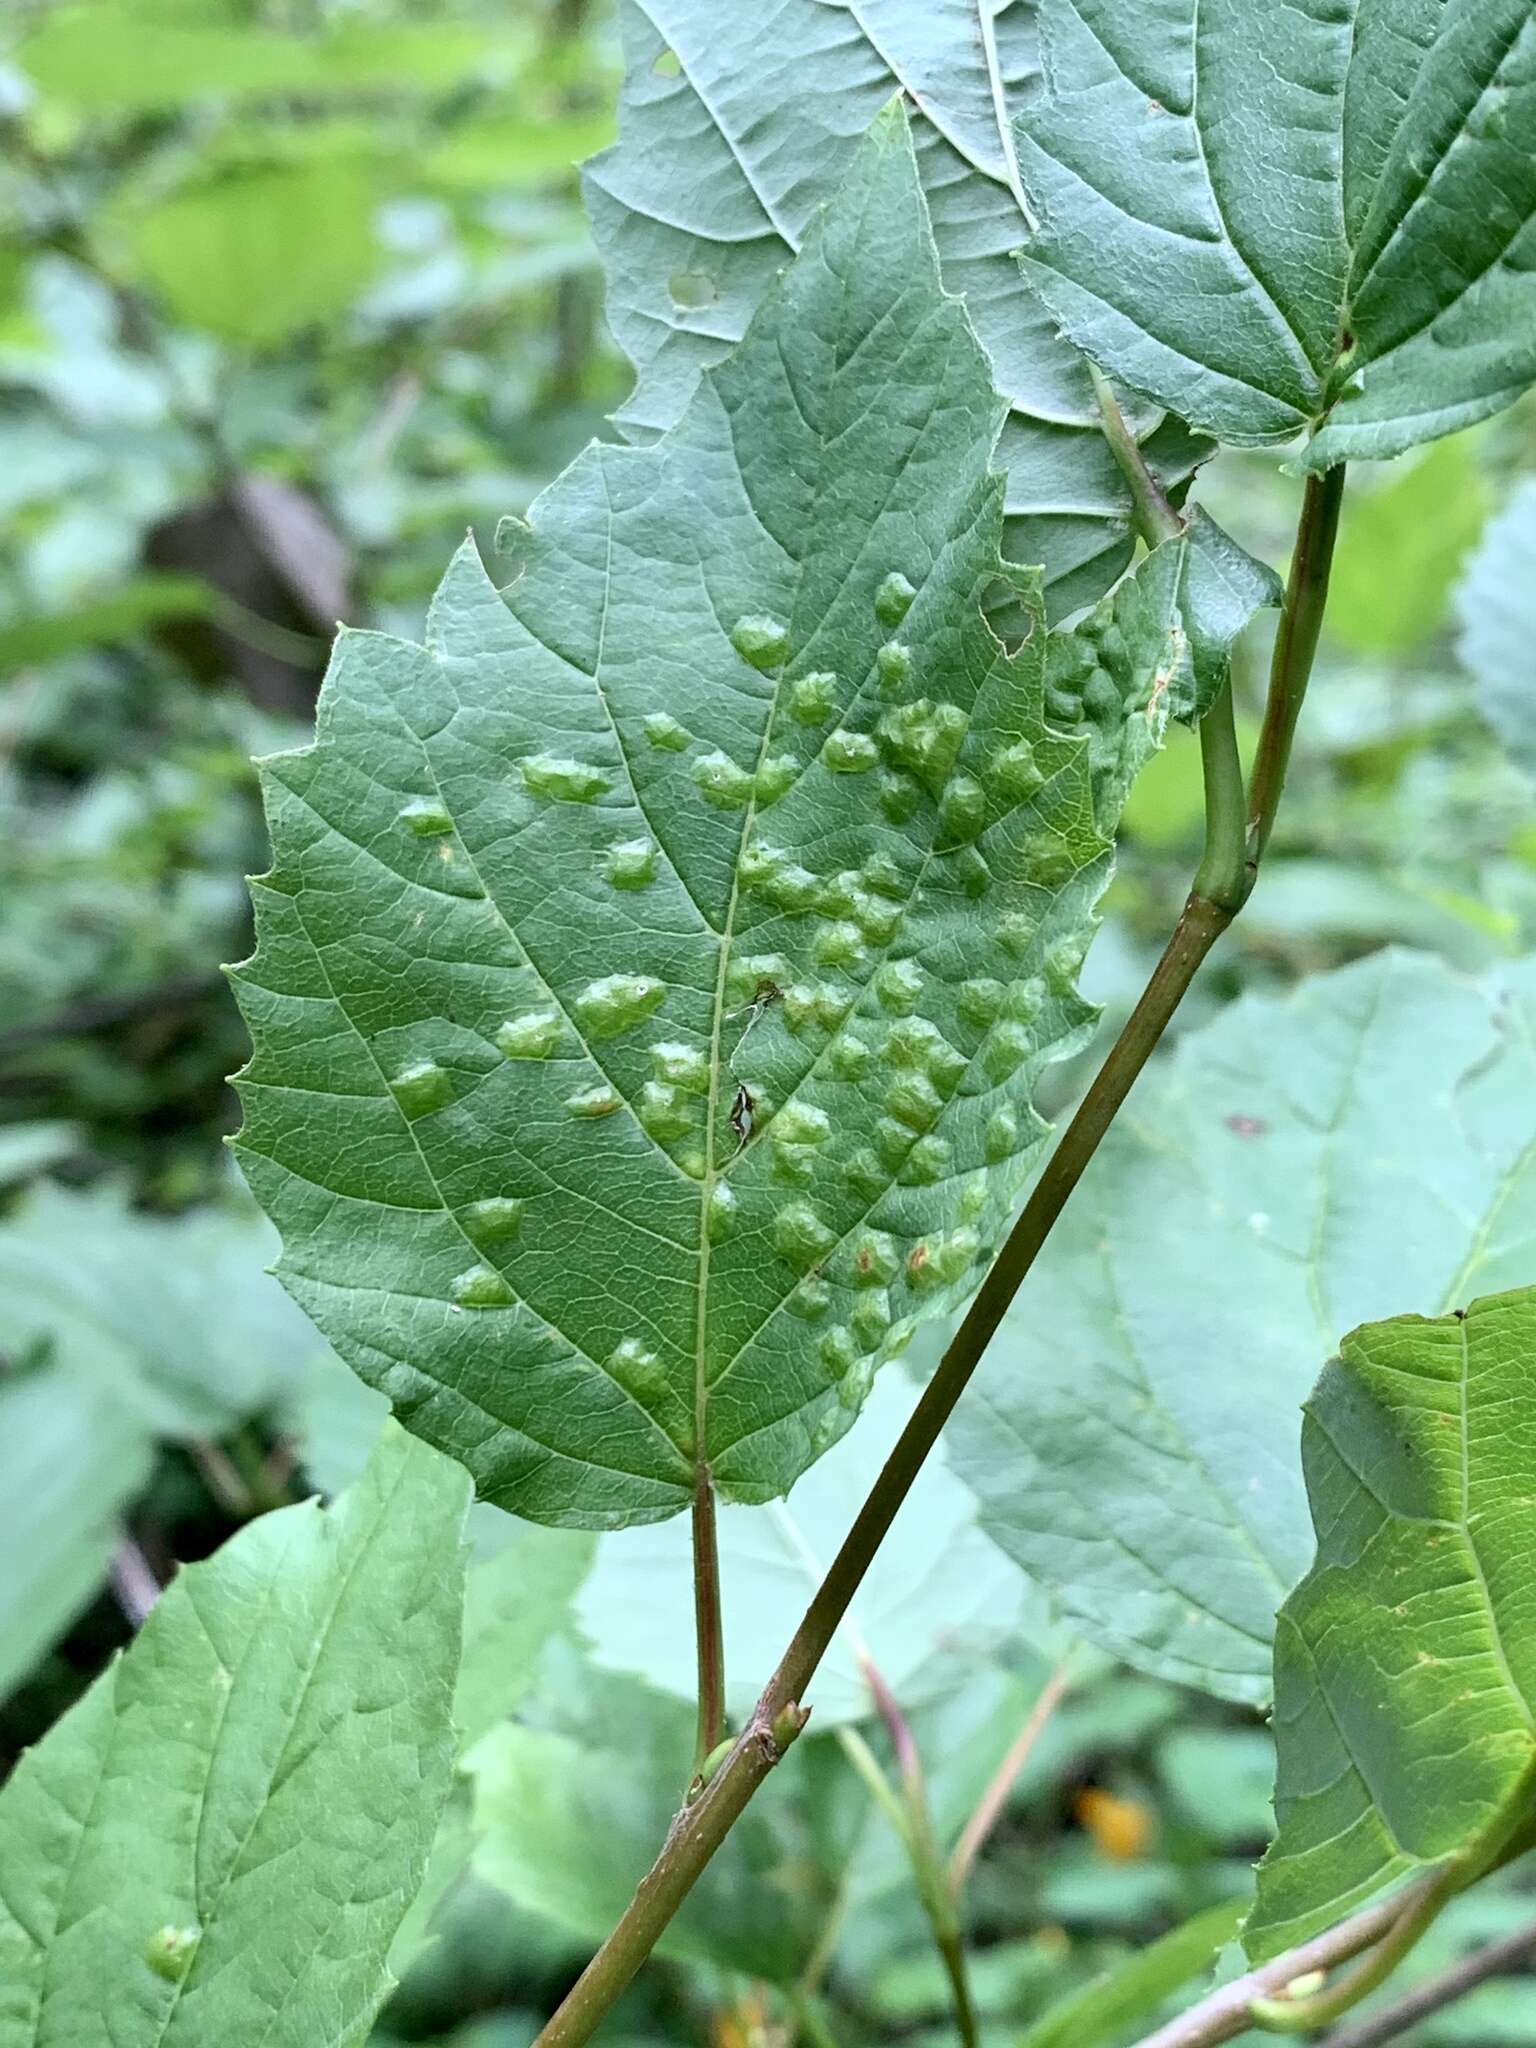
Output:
668,269,717,311
652,47,682,77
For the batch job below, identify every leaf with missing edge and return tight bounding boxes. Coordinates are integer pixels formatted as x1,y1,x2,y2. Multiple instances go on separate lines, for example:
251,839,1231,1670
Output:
1015,0,1536,468
1247,1287,1536,1960
0,1424,471,2045
588,0,1281,636
230,105,1193,1530
950,949,1536,1705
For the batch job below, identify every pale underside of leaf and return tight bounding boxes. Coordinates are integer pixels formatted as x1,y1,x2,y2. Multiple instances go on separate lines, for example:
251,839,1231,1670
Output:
1014,0,1536,466
1456,475,1536,776
1247,1286,1536,1959
587,0,1213,619
950,949,1536,1704
574,1367,1053,1726
231,107,1191,1529
0,1425,470,2047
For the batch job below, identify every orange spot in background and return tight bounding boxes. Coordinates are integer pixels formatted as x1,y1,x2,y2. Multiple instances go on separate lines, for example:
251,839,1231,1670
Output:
1075,1786,1154,1861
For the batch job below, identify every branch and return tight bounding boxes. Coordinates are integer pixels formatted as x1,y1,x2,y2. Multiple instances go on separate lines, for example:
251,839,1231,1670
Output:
1320,1915,1536,2048
530,459,1346,2048
1125,1879,1444,2048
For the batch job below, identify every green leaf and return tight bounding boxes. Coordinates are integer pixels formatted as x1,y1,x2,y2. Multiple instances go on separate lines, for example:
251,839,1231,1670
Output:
950,949,1536,1704
232,107,1188,1530
0,1423,472,2043
1456,476,1536,775
574,1367,1056,1728
0,1182,334,1439
1248,1286,1536,1960
467,1646,824,1981
1327,436,1489,655
19,4,494,111
1016,1897,1246,2048
0,1367,153,1703
1016,0,1536,468
456,1524,597,1749
114,159,380,346
588,1,1217,619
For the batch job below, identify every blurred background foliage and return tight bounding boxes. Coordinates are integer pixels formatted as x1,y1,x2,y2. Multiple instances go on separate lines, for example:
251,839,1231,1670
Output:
1,4,1535,2046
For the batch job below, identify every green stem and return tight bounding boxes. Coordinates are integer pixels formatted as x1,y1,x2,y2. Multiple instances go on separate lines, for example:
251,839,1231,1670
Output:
691,1468,727,1774
1193,682,1252,913
1246,465,1346,862
532,888,1235,2048
864,1658,980,2048
530,462,1344,2048
1249,1868,1460,2034
1090,365,1183,547
1126,1877,1443,2048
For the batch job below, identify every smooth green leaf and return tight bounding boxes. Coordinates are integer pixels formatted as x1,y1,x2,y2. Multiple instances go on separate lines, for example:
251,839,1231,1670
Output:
0,1367,153,1703
1016,1897,1245,2048
0,1424,471,2045
1328,437,1488,655
1248,1287,1536,1959
0,1182,334,1439
1015,0,1536,467
588,0,1217,619
116,160,380,346
467,1644,824,1981
232,108,1189,1529
575,1367,1056,1727
1456,476,1536,774
950,950,1536,1703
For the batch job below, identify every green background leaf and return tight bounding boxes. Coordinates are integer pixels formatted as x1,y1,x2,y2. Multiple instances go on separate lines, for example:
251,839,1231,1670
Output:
1249,1287,1536,1959
232,108,1186,1529
0,1424,471,2044
950,949,1536,1703
574,1368,1058,1727
1015,0,1536,467
0,1366,153,1704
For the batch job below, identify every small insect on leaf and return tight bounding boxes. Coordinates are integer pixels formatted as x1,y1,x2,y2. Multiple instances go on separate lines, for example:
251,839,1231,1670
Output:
729,1084,756,1152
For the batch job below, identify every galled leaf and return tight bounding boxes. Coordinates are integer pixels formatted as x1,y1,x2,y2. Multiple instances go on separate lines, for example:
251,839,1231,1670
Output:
589,0,1233,621
0,1424,471,2046
1016,0,1536,467
232,107,1190,1529
950,950,1536,1703
1248,1287,1536,1959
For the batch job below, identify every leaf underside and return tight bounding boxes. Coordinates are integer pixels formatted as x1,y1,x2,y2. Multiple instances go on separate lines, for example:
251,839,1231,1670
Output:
231,107,1192,1530
588,0,1214,620
1017,0,1536,466
1247,1286,1536,1959
1456,474,1536,774
0,1425,470,2047
950,949,1536,1704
